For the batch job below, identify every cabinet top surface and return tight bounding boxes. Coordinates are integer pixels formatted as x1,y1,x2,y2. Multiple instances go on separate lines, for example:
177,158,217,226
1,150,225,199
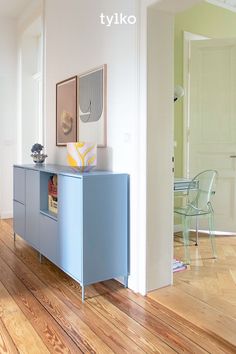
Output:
14,164,128,178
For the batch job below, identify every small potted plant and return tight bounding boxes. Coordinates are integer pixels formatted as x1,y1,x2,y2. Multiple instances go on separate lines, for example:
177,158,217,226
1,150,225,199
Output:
31,143,47,164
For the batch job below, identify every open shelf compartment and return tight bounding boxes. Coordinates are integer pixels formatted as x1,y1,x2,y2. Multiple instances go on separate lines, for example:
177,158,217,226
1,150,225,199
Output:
40,171,58,221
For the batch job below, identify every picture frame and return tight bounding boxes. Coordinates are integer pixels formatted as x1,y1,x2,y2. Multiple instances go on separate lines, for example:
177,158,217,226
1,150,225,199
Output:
56,76,77,146
78,64,107,147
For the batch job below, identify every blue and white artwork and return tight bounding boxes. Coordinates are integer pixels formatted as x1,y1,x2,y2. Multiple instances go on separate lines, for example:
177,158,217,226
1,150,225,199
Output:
78,65,107,147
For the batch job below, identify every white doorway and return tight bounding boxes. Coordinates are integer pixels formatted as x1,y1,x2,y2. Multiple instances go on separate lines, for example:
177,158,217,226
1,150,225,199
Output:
145,0,202,293
144,0,236,293
185,37,236,232
18,16,43,163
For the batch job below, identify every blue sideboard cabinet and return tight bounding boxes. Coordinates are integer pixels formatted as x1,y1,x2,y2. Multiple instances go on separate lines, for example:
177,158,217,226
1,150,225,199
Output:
13,164,129,301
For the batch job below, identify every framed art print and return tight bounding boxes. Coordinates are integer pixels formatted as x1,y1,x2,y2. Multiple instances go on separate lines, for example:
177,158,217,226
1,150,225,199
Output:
78,65,107,147
56,76,77,146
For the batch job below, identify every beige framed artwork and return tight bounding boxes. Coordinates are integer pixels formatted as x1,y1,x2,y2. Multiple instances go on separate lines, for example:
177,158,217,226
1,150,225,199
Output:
56,76,77,146
78,65,107,147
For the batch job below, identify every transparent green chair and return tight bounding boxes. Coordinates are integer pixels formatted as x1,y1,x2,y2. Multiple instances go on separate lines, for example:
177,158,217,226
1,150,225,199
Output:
174,170,218,264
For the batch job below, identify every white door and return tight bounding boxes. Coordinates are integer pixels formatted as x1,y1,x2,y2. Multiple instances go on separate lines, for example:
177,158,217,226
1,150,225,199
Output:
188,38,236,232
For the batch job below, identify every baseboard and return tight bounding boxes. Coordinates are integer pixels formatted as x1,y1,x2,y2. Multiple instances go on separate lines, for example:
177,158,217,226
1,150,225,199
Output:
174,224,182,233
0,212,13,219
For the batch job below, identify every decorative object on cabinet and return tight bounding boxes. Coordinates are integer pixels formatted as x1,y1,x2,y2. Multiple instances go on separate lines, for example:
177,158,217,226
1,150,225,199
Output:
13,164,129,302
78,65,107,147
67,142,97,169
31,143,47,164
56,76,77,146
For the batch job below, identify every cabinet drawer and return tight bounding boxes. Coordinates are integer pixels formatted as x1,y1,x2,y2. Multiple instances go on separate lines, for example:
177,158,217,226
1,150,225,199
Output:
40,214,58,265
13,201,25,238
25,170,40,250
14,167,25,204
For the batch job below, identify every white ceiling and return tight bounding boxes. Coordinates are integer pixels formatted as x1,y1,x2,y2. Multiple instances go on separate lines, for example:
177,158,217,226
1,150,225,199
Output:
0,0,31,18
206,0,236,12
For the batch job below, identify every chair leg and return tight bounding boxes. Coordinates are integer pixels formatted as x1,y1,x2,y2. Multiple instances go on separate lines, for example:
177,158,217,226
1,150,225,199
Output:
182,215,190,264
195,215,199,246
208,212,217,259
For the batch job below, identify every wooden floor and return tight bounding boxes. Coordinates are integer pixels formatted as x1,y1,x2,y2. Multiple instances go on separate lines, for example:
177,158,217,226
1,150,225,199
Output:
0,221,235,353
149,232,236,353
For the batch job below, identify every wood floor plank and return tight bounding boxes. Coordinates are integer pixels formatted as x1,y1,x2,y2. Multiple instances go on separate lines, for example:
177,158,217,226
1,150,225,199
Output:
0,241,114,354
0,241,147,353
0,280,50,354
173,275,236,320
0,256,82,354
0,235,154,353
0,220,203,353
150,234,236,351
105,280,236,353
87,296,176,354
1,220,235,353
0,222,176,353
0,227,204,353
0,317,18,354
149,286,236,349
105,285,230,354
98,289,208,353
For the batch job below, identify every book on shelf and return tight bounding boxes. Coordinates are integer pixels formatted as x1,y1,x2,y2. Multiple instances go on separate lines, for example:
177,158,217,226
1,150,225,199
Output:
48,175,58,214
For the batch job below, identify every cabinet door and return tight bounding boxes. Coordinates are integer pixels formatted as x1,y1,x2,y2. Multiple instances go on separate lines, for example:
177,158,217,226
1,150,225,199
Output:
83,175,129,285
58,176,83,282
25,170,40,250
40,214,58,264
13,167,25,204
13,201,25,238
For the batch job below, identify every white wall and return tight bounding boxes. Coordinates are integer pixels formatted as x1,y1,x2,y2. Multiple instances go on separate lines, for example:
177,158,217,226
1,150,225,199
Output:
146,7,174,291
0,18,17,218
44,0,142,291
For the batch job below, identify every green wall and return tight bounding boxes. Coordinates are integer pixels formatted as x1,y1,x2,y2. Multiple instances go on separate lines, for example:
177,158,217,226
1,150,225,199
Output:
174,1,236,177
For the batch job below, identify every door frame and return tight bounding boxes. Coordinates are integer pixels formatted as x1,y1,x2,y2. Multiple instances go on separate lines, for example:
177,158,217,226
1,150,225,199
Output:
142,0,202,293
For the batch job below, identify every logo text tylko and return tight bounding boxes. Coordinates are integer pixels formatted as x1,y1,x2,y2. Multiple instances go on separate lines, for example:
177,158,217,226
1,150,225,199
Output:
100,13,137,27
